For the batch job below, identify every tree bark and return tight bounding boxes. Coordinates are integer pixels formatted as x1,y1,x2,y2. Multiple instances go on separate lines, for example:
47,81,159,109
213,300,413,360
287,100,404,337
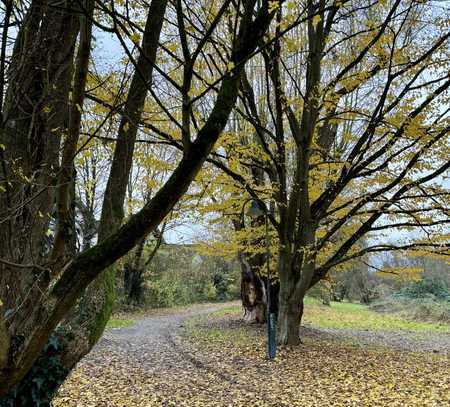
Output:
277,295,303,346
0,0,80,318
239,253,266,323
125,237,146,305
277,250,302,345
276,232,315,346
275,0,324,346
0,2,279,395
0,314,9,370
3,2,169,403
0,0,168,401
0,2,81,403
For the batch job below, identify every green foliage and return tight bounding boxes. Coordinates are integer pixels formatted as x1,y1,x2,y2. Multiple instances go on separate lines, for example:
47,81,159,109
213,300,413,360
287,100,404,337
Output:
146,276,225,307
307,282,332,305
395,277,450,301
371,296,450,325
330,264,379,304
368,265,450,325
133,244,240,308
0,329,70,407
146,279,192,307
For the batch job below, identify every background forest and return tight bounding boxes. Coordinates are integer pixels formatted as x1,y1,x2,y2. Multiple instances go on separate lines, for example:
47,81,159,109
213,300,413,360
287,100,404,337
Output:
0,0,448,405
117,242,450,326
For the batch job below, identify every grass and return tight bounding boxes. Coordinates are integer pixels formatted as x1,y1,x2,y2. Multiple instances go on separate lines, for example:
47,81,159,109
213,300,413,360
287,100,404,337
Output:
303,297,449,333
207,297,449,333
209,305,242,317
106,318,135,329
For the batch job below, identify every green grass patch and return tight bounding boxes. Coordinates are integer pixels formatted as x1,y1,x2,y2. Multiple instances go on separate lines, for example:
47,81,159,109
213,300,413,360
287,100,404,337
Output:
209,305,242,317
106,318,135,329
303,298,449,333
203,298,449,333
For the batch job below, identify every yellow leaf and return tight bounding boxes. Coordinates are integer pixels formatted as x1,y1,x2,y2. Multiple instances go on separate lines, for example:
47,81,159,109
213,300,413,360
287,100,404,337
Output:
268,1,280,13
312,15,321,29
130,32,141,44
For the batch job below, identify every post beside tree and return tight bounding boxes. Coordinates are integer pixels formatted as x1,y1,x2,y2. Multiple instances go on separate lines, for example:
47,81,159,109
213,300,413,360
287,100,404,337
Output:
245,199,277,359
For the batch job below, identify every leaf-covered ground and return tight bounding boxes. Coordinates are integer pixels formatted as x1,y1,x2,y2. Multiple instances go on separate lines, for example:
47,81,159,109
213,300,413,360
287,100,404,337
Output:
54,301,449,406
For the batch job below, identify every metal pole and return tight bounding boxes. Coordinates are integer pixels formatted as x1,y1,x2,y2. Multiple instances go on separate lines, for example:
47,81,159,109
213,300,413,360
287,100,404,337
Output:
242,198,276,359
265,212,276,359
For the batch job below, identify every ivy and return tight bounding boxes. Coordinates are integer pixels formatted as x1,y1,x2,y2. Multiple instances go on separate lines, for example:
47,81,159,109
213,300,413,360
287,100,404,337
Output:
0,329,70,407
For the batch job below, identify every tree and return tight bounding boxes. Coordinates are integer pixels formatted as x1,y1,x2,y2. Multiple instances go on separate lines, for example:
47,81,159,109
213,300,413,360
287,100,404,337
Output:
200,0,449,344
0,0,282,398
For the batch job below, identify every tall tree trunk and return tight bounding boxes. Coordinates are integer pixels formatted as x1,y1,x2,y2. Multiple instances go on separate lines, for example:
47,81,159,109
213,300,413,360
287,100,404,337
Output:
125,237,146,305
0,1,82,403
277,259,315,345
275,0,323,346
128,271,145,305
68,0,168,352
2,1,169,403
276,238,314,346
277,293,303,346
125,225,165,304
1,0,168,403
276,249,302,345
0,0,80,317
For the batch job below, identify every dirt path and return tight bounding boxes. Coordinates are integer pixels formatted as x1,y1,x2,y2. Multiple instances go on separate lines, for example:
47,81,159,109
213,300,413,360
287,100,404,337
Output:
82,302,449,372
98,303,229,372
56,302,249,406
308,325,450,354
55,303,449,406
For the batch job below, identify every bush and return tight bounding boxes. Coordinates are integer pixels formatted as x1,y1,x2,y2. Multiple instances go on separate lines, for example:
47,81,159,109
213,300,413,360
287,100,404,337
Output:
116,244,241,309
370,296,450,324
395,278,450,301
146,280,189,308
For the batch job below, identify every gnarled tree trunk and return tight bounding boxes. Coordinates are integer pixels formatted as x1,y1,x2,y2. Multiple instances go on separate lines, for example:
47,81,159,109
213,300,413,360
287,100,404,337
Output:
239,252,266,323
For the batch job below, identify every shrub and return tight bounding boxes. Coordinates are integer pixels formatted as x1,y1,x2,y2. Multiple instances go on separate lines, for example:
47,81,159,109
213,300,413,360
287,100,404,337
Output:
370,296,450,324
395,278,450,301
116,244,241,308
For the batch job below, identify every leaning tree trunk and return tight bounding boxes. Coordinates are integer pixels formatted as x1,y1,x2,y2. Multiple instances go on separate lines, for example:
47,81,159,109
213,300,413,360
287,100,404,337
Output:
0,2,278,395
